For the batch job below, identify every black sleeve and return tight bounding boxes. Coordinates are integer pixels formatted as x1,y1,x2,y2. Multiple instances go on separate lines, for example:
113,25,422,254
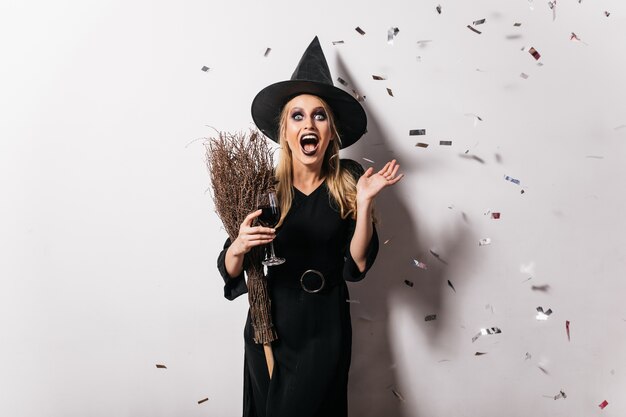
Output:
217,237,248,300
341,158,380,282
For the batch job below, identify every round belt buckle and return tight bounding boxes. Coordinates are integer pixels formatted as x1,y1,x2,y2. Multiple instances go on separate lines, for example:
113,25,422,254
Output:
300,269,325,293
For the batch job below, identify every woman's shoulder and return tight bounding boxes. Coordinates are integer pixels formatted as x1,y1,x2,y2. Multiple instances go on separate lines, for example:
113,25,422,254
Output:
340,158,365,179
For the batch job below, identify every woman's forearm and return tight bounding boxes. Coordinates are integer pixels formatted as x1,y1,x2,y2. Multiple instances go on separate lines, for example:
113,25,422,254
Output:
349,199,374,273
225,240,245,278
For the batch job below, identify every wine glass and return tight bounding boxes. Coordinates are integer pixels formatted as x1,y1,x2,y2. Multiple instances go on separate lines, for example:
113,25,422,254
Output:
257,191,285,266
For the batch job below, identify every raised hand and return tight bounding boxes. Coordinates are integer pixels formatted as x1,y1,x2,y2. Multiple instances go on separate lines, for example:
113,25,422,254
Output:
356,159,404,204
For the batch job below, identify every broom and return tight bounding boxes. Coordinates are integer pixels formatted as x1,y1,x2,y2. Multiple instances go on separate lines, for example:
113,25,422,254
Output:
205,129,278,377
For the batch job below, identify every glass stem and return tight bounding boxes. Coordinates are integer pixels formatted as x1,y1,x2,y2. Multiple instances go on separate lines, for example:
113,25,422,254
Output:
268,242,278,259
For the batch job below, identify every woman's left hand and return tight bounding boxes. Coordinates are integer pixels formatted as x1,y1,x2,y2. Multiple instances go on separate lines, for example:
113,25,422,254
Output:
356,159,404,204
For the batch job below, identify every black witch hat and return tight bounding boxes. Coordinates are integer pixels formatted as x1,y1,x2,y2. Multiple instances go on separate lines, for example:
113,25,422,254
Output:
251,36,367,149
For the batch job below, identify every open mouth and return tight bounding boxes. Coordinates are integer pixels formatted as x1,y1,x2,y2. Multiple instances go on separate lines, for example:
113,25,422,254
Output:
299,133,319,156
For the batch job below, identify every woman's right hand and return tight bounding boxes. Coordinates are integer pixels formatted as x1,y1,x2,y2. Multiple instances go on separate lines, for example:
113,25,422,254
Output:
230,209,276,256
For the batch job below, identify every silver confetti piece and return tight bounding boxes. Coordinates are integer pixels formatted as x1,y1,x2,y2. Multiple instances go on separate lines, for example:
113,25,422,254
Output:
536,306,553,320
520,72,529,79
410,129,426,136
440,140,452,146
504,175,521,185
553,390,567,400
391,388,405,401
264,48,271,57
472,327,502,343
479,238,491,246
201,66,210,72
355,27,366,35
372,75,386,80
425,314,437,321
387,27,400,44
467,25,482,34
514,22,522,27
337,77,348,86
473,18,486,25
413,259,428,269
198,398,209,404
404,279,414,287
436,4,442,14
362,157,374,163
386,88,394,97
346,299,360,304
332,40,345,45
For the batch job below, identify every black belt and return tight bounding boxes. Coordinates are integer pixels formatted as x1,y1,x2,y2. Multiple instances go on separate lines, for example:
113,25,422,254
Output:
270,268,343,293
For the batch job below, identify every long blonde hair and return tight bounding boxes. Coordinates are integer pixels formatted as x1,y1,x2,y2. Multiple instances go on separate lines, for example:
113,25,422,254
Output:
274,96,360,227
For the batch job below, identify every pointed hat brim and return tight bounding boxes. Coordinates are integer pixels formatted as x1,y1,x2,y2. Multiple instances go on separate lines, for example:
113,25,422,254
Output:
251,37,367,149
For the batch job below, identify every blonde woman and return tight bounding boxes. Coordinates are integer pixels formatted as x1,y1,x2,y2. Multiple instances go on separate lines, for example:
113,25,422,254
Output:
217,37,403,417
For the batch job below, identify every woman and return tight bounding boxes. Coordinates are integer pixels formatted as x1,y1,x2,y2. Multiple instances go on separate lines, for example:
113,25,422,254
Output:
217,37,403,417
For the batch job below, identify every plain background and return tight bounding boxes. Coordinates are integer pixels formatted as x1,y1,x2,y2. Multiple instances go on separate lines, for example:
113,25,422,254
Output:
2,1,625,416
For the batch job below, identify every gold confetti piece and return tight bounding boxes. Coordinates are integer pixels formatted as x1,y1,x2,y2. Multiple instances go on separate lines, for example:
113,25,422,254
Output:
467,25,482,34
436,4,442,14
440,140,452,146
372,75,386,80
410,129,426,135
198,398,209,404
529,47,541,60
201,66,210,72
332,40,345,45
337,77,348,86
355,27,366,35
425,314,437,321
415,142,429,148
404,279,414,287
362,157,374,163
475,352,487,356
264,48,271,57
386,88,394,97
514,22,522,26
473,18,486,25
156,364,167,369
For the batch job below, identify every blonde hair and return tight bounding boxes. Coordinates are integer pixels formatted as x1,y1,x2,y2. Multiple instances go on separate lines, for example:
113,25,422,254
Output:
274,96,361,227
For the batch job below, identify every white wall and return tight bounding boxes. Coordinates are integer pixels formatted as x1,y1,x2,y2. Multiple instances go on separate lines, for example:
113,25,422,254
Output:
2,1,625,416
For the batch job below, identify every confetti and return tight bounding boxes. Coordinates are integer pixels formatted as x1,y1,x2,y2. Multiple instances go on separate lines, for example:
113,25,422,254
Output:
386,88,394,97
472,327,502,343
436,4,442,14
355,27,366,35
404,279,414,287
351,89,366,102
475,352,488,356
332,40,345,45
198,398,209,404
391,388,405,401
599,400,609,409
525,352,532,360
447,280,456,292
479,238,491,246
538,366,549,375
156,364,167,369
264,48,272,57
566,320,570,341
520,72,529,79
413,259,428,269
520,261,535,275
430,249,449,265
553,390,567,400
415,142,429,148
548,1,557,21
473,18,486,25
372,75,386,80
410,129,426,136
528,47,541,60
337,77,348,86
417,40,433,46
440,140,452,146
531,284,550,292
384,239,390,245
536,306,553,320
570,32,580,41
201,66,210,72
491,212,501,219
604,11,610,17
514,22,522,27
467,25,482,34
362,157,375,163
504,175,521,185
387,27,400,44
425,314,437,321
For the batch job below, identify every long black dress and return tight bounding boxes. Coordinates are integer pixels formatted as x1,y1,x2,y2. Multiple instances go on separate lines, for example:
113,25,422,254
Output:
217,160,379,417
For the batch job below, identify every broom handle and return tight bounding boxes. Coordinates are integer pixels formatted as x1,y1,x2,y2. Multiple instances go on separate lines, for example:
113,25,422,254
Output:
263,343,275,379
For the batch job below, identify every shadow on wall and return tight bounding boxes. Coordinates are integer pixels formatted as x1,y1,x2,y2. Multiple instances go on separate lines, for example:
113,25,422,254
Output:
335,57,474,417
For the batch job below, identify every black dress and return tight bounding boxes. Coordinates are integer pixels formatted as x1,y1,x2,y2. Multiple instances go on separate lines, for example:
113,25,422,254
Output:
217,160,379,417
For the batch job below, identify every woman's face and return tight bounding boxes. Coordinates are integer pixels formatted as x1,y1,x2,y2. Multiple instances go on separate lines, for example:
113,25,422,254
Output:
283,94,333,170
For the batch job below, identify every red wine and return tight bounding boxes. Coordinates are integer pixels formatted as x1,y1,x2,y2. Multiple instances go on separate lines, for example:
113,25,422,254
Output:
258,205,281,227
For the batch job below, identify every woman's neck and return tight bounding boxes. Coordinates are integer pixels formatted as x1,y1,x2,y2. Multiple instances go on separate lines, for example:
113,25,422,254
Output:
292,163,324,194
